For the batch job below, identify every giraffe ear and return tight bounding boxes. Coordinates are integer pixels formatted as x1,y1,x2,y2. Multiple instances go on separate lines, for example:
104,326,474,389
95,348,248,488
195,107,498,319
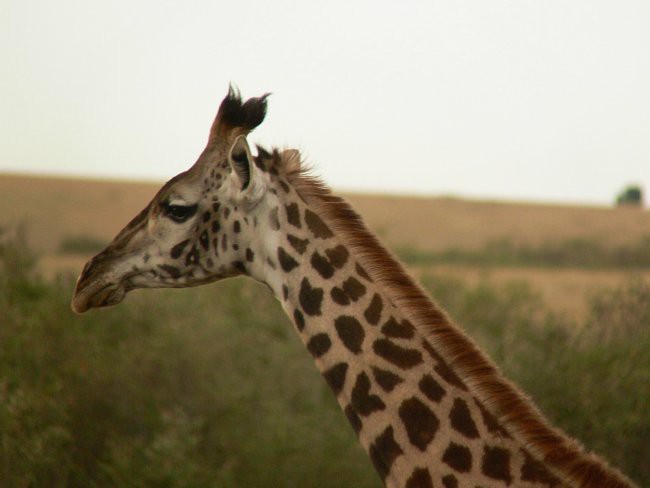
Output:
228,135,256,191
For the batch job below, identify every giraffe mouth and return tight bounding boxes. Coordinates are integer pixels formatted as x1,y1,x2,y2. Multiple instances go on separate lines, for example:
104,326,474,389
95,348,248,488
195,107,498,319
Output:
71,281,127,314
71,248,140,314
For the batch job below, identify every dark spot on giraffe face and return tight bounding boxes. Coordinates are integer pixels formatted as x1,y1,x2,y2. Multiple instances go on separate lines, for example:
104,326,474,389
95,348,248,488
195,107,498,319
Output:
364,294,383,325
355,263,372,281
399,397,439,451
450,398,479,439
442,442,472,473
211,220,221,233
159,264,181,279
381,317,415,339
199,230,210,251
422,341,468,391
311,251,335,279
233,220,241,233
323,362,348,396
282,284,289,300
325,245,349,268
344,404,362,435
521,450,561,485
246,248,255,262
373,338,423,369
277,246,298,272
406,468,433,488
474,398,511,438
418,375,446,403
221,233,228,252
307,333,331,358
185,246,199,266
334,315,365,354
331,287,351,305
293,309,305,331
287,234,309,254
351,371,386,416
212,202,220,212
372,367,404,392
299,278,323,316
202,211,210,222
170,239,190,259
481,445,512,485
304,209,334,239
232,261,246,273
285,203,302,228
441,474,458,488
279,179,290,193
368,426,403,481
224,207,230,219
342,277,366,302
268,207,280,230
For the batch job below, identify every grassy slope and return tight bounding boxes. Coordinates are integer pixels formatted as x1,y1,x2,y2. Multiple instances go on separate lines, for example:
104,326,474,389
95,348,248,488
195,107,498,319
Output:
2,173,650,254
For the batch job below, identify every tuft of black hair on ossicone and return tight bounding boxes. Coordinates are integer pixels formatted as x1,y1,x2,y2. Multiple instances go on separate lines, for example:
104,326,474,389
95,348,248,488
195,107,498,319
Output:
216,85,270,133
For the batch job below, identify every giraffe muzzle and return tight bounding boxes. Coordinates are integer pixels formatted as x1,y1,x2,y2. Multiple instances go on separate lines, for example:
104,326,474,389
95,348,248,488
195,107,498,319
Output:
71,253,130,313
71,279,127,314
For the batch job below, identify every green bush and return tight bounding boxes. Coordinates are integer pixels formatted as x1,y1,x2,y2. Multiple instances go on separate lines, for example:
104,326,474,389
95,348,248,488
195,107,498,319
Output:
0,239,375,488
616,185,643,207
1,237,647,486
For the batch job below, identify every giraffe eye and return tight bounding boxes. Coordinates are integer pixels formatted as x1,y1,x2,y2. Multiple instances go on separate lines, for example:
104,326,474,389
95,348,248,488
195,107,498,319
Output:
161,202,198,223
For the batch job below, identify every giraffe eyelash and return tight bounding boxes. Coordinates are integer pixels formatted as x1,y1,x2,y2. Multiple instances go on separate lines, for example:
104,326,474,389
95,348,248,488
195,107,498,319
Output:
160,201,198,223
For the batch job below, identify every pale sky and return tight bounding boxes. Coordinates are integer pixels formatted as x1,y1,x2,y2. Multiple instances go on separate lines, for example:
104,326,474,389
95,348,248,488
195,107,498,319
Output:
1,1,648,205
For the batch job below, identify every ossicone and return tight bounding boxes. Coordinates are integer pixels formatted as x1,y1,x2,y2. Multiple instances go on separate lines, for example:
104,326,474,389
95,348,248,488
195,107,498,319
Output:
209,85,270,144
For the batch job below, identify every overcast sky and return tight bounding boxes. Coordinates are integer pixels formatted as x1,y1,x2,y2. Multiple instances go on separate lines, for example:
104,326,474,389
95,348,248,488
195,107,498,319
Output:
1,1,648,205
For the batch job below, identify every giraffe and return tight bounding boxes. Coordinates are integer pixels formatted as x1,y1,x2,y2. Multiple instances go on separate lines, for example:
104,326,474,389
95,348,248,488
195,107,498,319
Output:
71,88,636,488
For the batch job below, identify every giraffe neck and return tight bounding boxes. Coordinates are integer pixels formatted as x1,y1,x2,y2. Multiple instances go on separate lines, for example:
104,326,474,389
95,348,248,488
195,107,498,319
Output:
244,172,634,488
249,192,558,488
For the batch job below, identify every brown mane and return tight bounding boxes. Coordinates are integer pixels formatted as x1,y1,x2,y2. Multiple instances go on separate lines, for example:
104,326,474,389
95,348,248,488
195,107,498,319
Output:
260,148,635,488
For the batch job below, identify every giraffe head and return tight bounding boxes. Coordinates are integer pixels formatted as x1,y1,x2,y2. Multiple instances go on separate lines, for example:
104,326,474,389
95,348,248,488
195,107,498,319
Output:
71,87,286,313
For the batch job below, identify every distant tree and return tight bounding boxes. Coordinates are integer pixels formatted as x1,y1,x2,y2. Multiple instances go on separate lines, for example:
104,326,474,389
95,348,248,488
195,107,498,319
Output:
616,185,643,207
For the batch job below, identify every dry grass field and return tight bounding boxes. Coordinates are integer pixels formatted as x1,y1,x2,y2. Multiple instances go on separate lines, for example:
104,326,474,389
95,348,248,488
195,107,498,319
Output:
1,172,649,320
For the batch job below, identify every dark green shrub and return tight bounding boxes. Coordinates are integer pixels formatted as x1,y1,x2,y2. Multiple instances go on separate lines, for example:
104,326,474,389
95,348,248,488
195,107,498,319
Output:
0,237,376,488
616,185,643,207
